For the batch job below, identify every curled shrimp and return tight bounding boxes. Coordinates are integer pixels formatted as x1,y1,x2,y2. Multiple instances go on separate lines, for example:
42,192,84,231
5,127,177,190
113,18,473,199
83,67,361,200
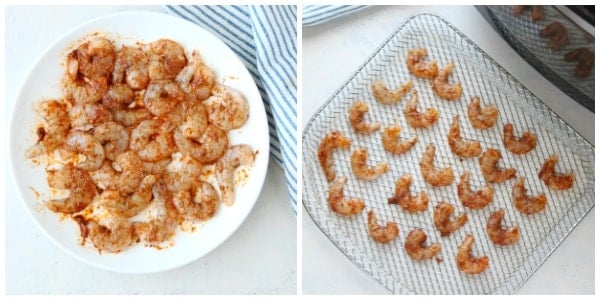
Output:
63,131,105,171
514,5,544,22
404,229,441,260
348,101,380,134
503,123,537,155
382,125,417,154
388,174,429,212
98,175,157,218
457,172,493,209
479,148,517,183
371,80,413,105
538,155,575,190
327,176,364,216
513,177,547,214
69,103,112,130
431,63,462,101
564,47,594,78
66,36,115,80
367,210,399,244
176,51,216,102
351,148,390,180
112,107,151,128
75,216,137,253
419,144,454,187
404,90,439,129
448,115,481,158
540,22,568,51
173,181,220,222
317,131,352,182
143,80,186,117
215,144,255,206
173,125,228,164
456,234,489,275
146,39,187,81
130,119,177,162
101,83,135,110
406,48,438,79
112,46,150,90
433,202,468,237
111,151,145,193
205,85,249,131
467,96,498,130
93,121,129,161
26,100,70,158
163,155,203,192
486,209,520,246
178,101,208,139
62,75,108,105
133,181,179,246
46,164,97,214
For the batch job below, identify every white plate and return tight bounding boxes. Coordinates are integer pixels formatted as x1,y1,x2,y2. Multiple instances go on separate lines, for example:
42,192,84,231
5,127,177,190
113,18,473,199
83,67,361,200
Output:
9,11,270,274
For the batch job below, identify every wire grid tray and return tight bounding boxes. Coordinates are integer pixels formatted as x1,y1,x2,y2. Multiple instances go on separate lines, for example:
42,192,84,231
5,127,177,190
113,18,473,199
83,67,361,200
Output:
486,5,595,112
302,13,594,295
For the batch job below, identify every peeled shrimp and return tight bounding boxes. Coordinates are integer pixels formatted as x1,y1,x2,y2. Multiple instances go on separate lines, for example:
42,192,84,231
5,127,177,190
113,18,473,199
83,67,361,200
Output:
173,181,220,222
46,164,97,214
456,234,489,275
382,125,418,154
176,51,216,102
513,177,547,214
111,151,146,193
327,176,365,216
350,148,389,180
457,172,493,209
173,125,228,164
419,144,454,187
404,90,439,129
564,47,595,78
112,46,150,90
112,107,151,127
75,216,137,253
164,155,203,192
388,174,429,213
146,39,187,81
66,36,115,80
93,121,129,161
143,80,186,117
215,144,255,206
69,103,112,130
404,229,441,261
26,100,70,158
63,131,105,171
133,181,179,246
348,101,380,134
540,22,568,51
448,115,481,158
101,83,135,110
433,202,468,237
486,209,520,246
467,96,498,130
538,155,575,190
317,131,352,182
367,210,399,244
371,80,413,105
503,123,537,155
205,85,249,131
130,119,177,162
406,48,439,79
98,175,157,218
479,148,517,183
514,5,544,22
431,63,462,101
63,76,108,105
178,101,208,139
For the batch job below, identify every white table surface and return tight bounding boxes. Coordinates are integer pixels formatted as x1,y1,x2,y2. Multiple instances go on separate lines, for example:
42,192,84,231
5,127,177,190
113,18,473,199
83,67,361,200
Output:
4,5,296,295
302,5,594,295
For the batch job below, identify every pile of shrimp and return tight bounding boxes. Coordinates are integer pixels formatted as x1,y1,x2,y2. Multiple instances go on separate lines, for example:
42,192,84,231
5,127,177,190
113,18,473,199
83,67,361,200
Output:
26,35,255,253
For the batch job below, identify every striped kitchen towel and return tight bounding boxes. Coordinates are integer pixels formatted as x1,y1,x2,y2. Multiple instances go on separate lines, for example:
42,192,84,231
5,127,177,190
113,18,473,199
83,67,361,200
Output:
165,5,297,214
303,5,368,27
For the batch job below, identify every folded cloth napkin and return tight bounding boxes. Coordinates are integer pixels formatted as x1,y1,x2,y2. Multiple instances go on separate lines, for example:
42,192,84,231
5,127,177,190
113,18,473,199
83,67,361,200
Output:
165,5,297,214
303,5,368,26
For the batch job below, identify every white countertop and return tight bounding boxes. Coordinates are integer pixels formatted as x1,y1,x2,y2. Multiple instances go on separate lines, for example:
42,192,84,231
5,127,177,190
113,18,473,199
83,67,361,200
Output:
302,5,594,294
4,6,296,294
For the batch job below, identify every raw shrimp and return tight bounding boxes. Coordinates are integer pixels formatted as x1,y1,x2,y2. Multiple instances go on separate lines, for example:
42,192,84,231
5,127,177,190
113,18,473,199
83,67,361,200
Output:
163,155,203,192
406,48,439,79
367,210,399,244
69,103,112,130
101,83,135,109
540,22,568,51
479,148,517,183
130,119,177,162
66,36,115,80
467,96,498,130
431,63,462,101
173,181,220,222
350,148,390,180
205,85,249,131
104,175,157,218
457,172,493,209
404,229,442,260
176,51,216,102
419,144,454,187
89,162,119,191
404,90,439,129
146,39,187,81
93,121,129,161
111,151,146,193
538,155,575,190
327,176,365,216
448,115,481,158
134,181,180,246
215,144,255,206
503,123,537,155
486,209,520,246
433,202,468,237
63,75,108,105
112,46,150,90
46,164,97,214
177,101,208,139
173,125,228,164
371,80,413,105
513,177,547,214
348,101,381,134
388,174,429,213
112,107,151,127
26,100,70,158
63,131,105,171
382,125,418,154
142,80,186,117
75,216,137,253
317,131,352,182
456,234,489,275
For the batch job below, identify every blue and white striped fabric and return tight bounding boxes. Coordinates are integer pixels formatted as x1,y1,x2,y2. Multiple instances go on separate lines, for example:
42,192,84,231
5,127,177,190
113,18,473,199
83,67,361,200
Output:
165,5,297,214
303,5,368,27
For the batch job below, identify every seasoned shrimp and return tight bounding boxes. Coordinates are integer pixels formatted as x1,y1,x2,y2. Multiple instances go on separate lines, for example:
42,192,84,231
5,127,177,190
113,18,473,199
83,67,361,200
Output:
448,115,481,158
540,22,568,51
433,202,468,237
146,39,187,81
388,174,429,212
538,155,575,190
173,181,220,222
26,100,70,158
142,80,185,117
164,155,203,192
130,119,177,162
404,90,439,129
513,177,547,214
348,100,380,134
350,148,389,180
327,176,365,216
457,172,493,209
63,131,105,171
173,125,228,164
419,144,454,187
111,151,146,193
513,5,544,22
456,234,489,275
317,131,352,182
116,175,157,218
467,97,499,130
479,148,517,183
178,101,208,139
382,125,418,154
75,216,137,253
215,144,255,206
69,103,112,130
486,209,520,246
205,85,249,131
367,210,399,244
101,83,135,109
407,48,439,79
431,63,462,101
564,47,594,78
112,107,151,127
176,51,216,102
371,80,413,105
112,46,150,90
93,121,129,161
133,181,179,246
66,36,115,80
404,229,442,260
503,123,537,155
46,164,96,214
63,75,108,105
